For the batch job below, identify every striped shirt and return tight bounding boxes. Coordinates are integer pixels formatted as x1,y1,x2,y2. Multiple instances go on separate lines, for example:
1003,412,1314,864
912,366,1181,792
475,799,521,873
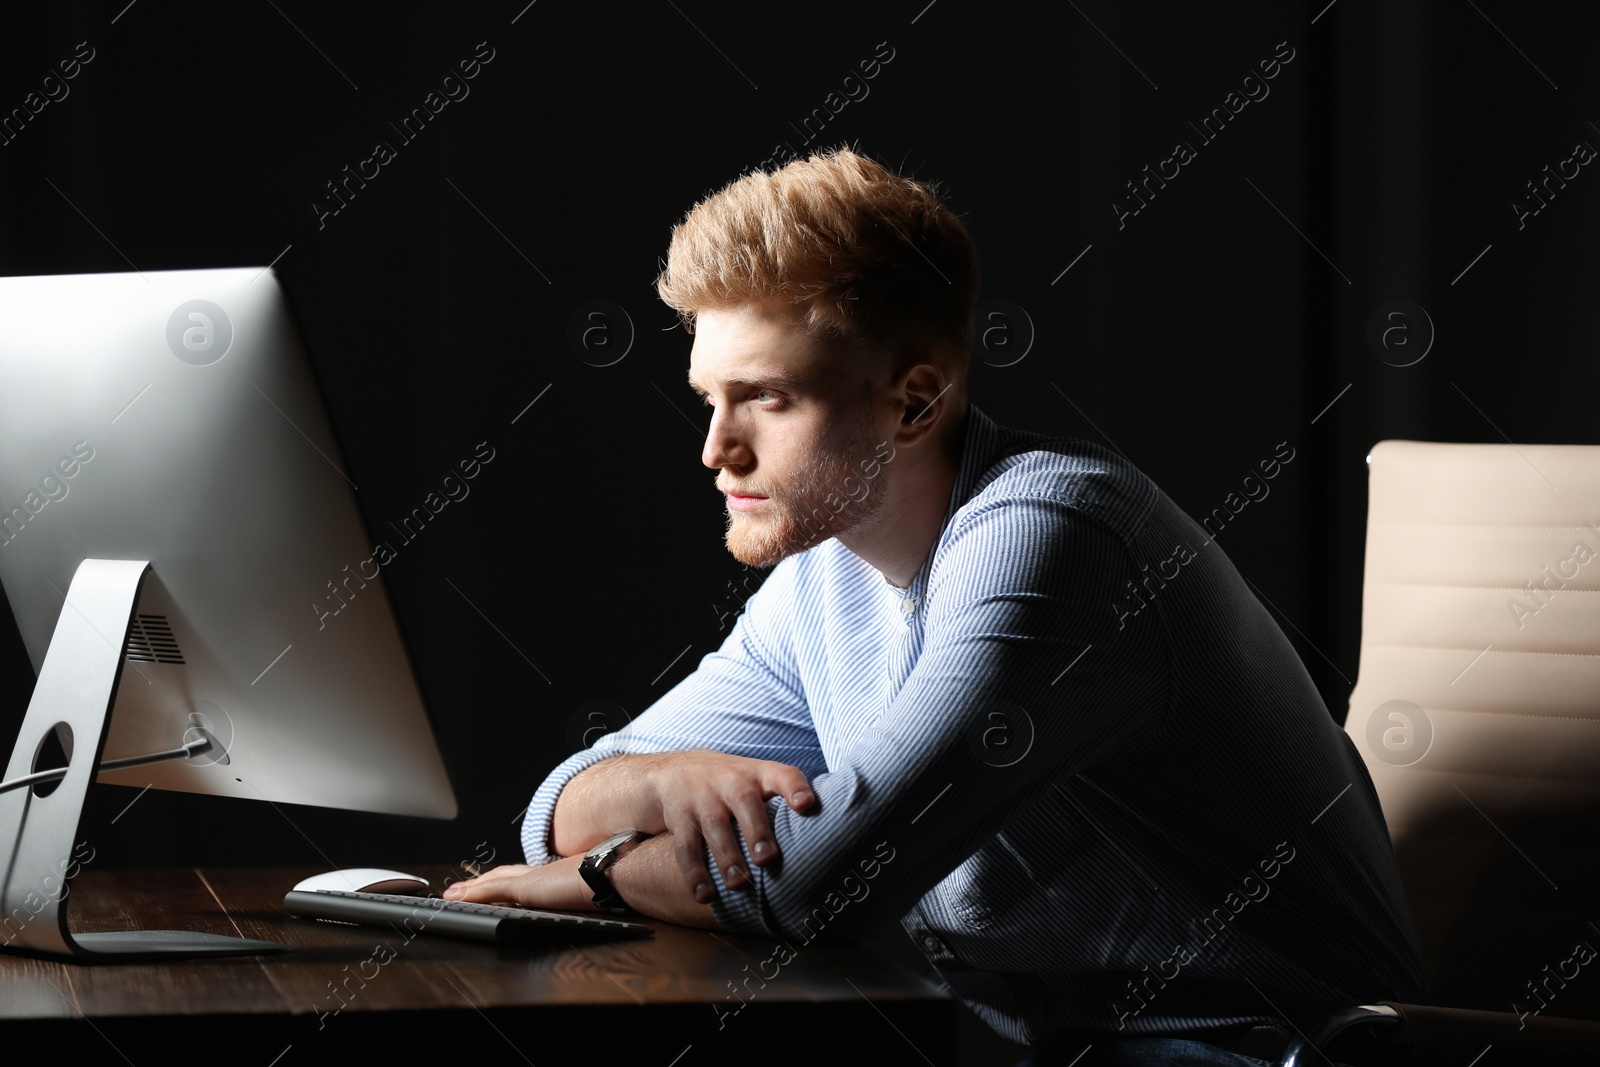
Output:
522,403,1427,1047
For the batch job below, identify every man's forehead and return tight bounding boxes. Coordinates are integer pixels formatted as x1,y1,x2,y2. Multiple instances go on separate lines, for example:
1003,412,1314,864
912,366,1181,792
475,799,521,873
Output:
686,305,847,391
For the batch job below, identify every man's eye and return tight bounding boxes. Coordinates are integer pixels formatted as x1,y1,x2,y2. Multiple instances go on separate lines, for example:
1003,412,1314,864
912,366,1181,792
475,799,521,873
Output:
698,390,782,407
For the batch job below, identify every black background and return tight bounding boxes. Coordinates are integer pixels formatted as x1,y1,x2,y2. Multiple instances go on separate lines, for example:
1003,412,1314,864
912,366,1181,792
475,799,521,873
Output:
1,1,1596,879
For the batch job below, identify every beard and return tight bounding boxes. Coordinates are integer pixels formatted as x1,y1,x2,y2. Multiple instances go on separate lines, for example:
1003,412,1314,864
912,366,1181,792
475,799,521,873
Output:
723,414,891,569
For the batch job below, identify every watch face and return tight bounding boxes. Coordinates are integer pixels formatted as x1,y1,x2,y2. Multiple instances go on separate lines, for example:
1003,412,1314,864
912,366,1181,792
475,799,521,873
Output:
587,829,639,860
595,829,639,855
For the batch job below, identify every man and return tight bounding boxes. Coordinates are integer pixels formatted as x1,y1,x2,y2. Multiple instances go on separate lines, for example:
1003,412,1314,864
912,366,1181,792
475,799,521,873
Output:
447,146,1427,1064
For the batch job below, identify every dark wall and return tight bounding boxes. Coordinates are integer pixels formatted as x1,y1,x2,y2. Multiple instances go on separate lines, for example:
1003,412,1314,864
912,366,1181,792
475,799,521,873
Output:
0,1,1594,869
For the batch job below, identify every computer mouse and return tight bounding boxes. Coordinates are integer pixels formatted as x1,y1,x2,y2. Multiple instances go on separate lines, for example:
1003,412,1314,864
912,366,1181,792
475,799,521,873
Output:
292,868,430,895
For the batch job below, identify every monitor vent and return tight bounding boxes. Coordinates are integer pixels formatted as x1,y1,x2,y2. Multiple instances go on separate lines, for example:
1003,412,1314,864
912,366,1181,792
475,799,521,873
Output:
125,614,186,664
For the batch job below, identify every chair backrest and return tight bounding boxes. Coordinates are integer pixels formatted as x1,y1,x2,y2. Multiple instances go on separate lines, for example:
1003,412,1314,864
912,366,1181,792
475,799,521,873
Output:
1346,440,1600,1018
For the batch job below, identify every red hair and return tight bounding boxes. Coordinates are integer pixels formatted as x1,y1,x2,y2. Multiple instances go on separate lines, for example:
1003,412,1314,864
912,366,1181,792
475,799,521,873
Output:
656,145,978,384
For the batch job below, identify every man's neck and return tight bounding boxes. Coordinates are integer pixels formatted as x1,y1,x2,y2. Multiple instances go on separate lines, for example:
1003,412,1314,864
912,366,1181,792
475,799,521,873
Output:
840,406,968,589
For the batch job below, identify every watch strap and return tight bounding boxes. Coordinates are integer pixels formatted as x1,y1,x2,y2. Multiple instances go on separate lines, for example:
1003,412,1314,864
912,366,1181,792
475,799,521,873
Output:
579,830,648,913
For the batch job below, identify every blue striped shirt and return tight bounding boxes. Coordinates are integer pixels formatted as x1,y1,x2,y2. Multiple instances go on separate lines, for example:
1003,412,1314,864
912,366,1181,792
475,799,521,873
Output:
522,403,1427,1047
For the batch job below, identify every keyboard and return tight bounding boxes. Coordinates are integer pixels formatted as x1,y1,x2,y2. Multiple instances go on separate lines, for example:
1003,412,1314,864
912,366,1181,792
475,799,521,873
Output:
283,889,654,945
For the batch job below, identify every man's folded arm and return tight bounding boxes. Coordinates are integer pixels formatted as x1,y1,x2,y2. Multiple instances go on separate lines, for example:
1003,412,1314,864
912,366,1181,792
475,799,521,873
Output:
703,493,1169,942
520,562,824,866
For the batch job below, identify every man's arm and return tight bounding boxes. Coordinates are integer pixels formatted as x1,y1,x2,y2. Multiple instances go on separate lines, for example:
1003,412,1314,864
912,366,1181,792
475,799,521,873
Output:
696,493,1168,943
466,498,1158,937
445,832,719,929
608,833,720,926
549,754,665,856
550,750,815,894
519,558,826,895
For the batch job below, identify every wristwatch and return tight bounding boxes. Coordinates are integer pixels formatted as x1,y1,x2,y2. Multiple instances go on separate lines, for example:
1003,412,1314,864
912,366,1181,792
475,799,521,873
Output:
578,829,650,913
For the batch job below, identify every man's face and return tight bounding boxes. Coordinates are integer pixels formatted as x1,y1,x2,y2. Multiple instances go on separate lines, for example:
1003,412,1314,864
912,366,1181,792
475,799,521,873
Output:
688,301,893,569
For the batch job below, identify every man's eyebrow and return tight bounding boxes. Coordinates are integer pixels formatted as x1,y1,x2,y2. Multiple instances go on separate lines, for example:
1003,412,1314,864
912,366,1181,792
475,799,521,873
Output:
686,368,812,393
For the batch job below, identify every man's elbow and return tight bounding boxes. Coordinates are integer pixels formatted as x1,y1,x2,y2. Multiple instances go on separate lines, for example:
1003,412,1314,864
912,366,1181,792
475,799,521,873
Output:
758,836,908,944
768,887,900,946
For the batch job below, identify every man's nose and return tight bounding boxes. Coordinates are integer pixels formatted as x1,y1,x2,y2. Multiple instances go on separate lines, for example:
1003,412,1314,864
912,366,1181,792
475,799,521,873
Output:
702,408,751,471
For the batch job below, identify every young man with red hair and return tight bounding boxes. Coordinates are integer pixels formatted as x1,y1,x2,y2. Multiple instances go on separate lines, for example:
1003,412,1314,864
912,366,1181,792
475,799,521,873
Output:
448,147,1425,1065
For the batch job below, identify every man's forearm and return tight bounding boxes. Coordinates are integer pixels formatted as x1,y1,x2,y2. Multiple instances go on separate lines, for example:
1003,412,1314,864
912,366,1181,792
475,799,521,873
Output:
442,834,720,930
550,754,666,858
609,832,720,929
548,748,813,899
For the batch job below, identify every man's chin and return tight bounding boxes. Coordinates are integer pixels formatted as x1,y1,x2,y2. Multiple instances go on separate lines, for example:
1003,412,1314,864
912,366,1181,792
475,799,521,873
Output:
725,511,810,569
725,532,789,569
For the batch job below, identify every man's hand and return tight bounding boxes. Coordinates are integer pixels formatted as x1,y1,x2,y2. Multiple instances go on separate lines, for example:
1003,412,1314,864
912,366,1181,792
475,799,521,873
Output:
443,856,596,912
552,750,815,904
643,750,815,903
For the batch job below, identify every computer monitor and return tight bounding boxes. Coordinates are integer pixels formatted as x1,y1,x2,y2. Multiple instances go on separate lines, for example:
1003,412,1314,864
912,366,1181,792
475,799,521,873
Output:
0,266,458,960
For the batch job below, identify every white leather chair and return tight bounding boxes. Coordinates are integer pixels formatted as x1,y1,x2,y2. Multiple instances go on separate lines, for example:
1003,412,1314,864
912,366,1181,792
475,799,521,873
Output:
1283,440,1600,1065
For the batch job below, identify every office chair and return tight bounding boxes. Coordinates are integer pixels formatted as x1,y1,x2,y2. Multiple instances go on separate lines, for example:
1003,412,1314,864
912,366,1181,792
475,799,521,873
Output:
1280,440,1600,1066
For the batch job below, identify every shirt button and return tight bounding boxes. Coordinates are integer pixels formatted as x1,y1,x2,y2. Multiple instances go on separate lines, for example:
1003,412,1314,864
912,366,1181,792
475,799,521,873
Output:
901,597,917,614
922,935,941,953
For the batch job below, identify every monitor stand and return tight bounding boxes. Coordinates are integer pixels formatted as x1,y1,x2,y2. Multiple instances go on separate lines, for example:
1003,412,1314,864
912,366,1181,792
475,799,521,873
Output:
0,559,287,960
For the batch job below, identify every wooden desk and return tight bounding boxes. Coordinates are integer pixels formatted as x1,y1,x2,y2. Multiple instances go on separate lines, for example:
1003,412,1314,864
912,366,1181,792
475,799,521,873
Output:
0,866,957,1065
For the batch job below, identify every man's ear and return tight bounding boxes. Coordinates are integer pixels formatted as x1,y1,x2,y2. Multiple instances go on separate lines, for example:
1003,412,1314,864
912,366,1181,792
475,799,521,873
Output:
895,361,951,442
